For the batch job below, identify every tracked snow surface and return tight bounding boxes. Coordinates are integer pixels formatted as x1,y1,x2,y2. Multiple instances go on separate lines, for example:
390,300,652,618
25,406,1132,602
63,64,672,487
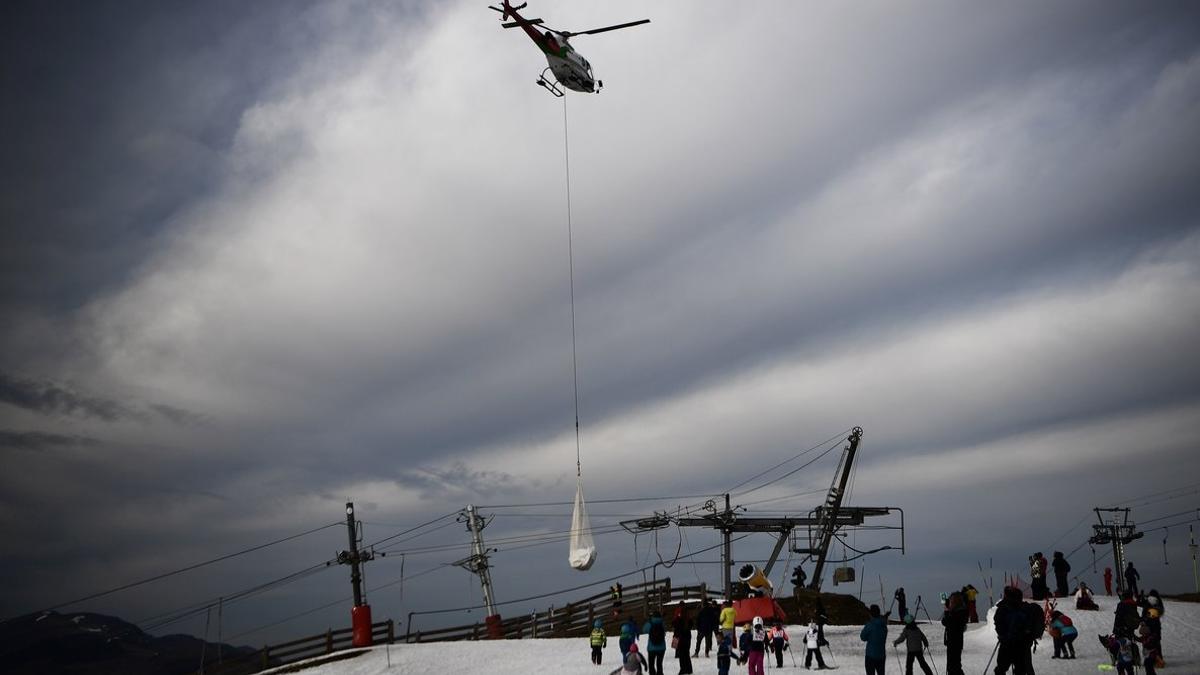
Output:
266,594,1198,674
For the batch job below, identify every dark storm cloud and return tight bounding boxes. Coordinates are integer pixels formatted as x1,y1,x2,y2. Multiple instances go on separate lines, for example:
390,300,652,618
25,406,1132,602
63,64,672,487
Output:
0,0,321,315
0,371,210,427
0,371,135,421
0,429,100,452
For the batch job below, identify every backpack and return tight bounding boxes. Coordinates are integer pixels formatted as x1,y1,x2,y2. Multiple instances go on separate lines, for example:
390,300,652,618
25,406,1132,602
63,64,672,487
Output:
1022,602,1045,640
1117,638,1134,664
621,622,633,639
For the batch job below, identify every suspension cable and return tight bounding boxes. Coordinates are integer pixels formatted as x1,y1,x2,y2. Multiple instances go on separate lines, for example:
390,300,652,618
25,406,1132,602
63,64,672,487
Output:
562,95,582,479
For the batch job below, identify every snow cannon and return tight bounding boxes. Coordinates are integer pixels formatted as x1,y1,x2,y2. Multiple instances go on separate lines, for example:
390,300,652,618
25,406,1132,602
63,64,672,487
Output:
733,564,786,625
739,564,773,596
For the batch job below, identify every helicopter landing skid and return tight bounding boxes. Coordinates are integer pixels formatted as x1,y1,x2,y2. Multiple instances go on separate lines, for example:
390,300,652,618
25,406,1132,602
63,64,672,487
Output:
536,68,564,97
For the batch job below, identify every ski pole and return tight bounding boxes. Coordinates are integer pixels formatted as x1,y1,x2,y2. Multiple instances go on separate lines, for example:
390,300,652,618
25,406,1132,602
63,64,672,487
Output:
893,643,904,674
982,640,999,675
924,644,940,675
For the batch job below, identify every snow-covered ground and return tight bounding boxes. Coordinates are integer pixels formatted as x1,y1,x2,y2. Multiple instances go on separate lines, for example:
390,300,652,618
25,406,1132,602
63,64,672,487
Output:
268,595,1199,674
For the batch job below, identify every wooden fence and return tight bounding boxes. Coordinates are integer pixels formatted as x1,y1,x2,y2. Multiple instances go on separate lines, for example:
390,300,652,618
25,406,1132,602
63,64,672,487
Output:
197,575,706,673
405,576,711,643
198,619,394,675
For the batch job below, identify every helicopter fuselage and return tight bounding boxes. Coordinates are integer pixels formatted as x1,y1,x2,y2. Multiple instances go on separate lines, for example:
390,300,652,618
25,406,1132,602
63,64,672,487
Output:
543,40,597,93
504,6,599,93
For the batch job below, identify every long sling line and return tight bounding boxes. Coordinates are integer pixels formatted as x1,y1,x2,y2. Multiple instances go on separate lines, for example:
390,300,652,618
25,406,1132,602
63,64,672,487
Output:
563,95,582,479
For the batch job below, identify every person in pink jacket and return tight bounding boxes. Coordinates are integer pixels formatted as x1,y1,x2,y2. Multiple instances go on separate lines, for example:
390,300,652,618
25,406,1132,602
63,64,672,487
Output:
768,621,790,668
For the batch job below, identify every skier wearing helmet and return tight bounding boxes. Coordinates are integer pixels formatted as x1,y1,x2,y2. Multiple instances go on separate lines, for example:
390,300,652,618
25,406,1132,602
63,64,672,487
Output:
590,618,608,664
746,617,769,675
610,642,648,675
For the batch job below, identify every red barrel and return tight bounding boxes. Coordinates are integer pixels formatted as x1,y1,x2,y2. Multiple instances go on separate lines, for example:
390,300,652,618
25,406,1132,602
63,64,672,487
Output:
485,613,504,639
351,604,374,647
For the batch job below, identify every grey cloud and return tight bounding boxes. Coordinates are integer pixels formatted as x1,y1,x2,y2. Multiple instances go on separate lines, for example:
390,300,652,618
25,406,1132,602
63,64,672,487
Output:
0,429,101,452
392,461,541,501
0,372,211,428
0,372,136,421
149,403,210,428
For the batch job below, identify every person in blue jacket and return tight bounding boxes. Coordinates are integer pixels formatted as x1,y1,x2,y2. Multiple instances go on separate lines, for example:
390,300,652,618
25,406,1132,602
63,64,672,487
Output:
738,623,753,665
860,604,889,675
642,611,667,675
619,615,641,660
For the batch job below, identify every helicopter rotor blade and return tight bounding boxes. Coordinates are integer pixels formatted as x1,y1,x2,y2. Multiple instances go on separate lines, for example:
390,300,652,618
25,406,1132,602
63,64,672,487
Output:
560,19,650,38
501,18,543,28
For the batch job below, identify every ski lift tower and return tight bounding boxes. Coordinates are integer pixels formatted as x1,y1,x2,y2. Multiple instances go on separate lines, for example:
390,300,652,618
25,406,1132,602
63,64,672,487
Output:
1088,507,1143,594
623,427,904,599
453,504,504,638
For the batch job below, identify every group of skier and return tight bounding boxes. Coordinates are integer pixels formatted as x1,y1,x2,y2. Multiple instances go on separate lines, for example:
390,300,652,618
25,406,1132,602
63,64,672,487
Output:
1101,587,1166,675
602,600,825,675
596,561,1169,675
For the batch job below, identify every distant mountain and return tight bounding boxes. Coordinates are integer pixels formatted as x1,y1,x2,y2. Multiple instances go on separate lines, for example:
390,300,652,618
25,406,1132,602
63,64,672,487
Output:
0,610,256,675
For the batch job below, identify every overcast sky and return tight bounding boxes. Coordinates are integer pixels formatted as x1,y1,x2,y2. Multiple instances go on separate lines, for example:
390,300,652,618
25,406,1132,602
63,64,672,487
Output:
2,0,1199,646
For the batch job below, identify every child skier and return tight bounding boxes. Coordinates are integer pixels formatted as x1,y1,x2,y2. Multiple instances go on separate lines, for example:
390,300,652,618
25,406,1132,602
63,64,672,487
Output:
716,634,735,675
1102,634,1137,675
804,618,829,669
1048,610,1077,659
609,642,648,675
1138,621,1162,675
591,618,608,665
747,617,768,675
737,624,752,665
768,621,789,668
893,615,933,675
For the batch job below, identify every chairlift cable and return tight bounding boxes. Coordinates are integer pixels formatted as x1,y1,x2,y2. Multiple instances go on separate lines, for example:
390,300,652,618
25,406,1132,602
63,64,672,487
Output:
723,428,851,495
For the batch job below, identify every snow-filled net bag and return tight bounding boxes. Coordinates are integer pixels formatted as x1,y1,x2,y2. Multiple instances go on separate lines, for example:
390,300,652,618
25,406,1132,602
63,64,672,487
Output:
569,477,596,570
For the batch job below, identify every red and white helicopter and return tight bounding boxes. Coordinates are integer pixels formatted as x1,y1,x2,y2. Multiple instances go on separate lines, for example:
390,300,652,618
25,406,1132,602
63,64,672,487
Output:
489,1,649,97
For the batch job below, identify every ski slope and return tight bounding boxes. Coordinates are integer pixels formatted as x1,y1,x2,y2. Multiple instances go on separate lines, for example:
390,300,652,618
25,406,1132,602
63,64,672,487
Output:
267,595,1198,674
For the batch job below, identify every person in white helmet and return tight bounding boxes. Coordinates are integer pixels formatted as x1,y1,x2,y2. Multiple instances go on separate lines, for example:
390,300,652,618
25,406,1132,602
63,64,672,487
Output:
747,616,768,675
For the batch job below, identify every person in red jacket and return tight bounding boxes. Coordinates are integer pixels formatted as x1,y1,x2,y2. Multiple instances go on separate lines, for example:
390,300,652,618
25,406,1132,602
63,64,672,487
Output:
1104,567,1114,595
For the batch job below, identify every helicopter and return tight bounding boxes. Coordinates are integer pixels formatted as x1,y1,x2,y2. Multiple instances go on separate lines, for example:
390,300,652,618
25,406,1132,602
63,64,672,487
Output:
489,1,649,97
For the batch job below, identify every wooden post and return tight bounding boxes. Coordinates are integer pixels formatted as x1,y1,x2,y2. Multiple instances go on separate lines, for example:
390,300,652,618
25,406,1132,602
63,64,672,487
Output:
663,578,672,611
587,603,595,630
387,619,395,644
701,582,708,600
261,646,270,670
532,611,539,638
473,622,480,640
325,628,333,654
